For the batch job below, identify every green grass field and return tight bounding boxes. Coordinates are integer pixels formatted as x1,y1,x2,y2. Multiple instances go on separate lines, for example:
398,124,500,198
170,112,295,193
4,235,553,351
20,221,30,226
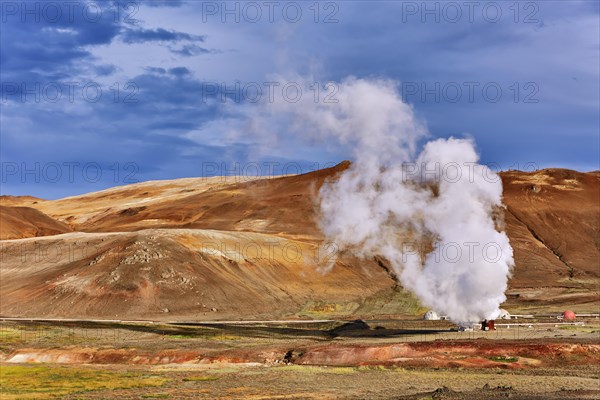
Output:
0,364,167,399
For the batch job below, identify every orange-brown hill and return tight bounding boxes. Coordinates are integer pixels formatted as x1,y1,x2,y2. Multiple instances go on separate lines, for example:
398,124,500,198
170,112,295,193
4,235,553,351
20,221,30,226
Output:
501,169,599,289
0,162,351,238
0,162,598,319
0,205,72,240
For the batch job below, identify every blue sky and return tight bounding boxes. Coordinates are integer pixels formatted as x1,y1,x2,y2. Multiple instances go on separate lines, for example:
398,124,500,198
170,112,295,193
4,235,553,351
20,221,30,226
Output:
1,0,598,199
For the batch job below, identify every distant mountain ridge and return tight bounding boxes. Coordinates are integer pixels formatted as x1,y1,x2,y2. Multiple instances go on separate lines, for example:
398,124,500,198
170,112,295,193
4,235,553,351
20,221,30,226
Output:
0,163,598,319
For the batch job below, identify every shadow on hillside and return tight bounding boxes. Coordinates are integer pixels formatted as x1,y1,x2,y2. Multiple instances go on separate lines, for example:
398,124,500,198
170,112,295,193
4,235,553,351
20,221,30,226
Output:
6,319,453,342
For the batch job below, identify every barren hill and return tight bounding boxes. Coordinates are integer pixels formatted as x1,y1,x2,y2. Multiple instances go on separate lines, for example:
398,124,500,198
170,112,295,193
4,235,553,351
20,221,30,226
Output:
0,163,598,319
0,205,71,240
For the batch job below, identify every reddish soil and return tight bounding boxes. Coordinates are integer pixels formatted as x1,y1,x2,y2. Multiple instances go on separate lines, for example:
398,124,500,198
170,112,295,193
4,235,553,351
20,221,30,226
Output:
294,340,600,369
4,341,598,370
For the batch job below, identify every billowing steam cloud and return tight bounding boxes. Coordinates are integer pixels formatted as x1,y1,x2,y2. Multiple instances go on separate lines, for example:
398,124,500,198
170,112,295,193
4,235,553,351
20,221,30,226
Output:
236,76,514,324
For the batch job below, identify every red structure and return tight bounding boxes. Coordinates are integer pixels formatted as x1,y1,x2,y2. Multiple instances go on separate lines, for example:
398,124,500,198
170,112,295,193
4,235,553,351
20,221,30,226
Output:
481,320,496,331
563,310,576,320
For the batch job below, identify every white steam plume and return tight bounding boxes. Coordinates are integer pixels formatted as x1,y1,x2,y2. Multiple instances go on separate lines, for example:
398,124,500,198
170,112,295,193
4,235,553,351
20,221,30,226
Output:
236,76,514,324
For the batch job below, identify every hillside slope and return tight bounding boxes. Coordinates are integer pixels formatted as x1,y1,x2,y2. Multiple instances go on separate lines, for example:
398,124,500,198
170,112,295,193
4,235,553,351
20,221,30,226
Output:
0,164,598,319
0,205,72,240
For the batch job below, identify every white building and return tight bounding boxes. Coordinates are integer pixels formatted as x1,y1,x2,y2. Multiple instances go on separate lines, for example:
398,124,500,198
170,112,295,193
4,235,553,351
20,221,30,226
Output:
423,310,441,320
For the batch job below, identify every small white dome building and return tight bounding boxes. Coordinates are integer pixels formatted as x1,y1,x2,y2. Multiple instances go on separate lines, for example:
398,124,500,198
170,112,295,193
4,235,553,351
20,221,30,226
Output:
423,310,441,320
498,309,511,320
